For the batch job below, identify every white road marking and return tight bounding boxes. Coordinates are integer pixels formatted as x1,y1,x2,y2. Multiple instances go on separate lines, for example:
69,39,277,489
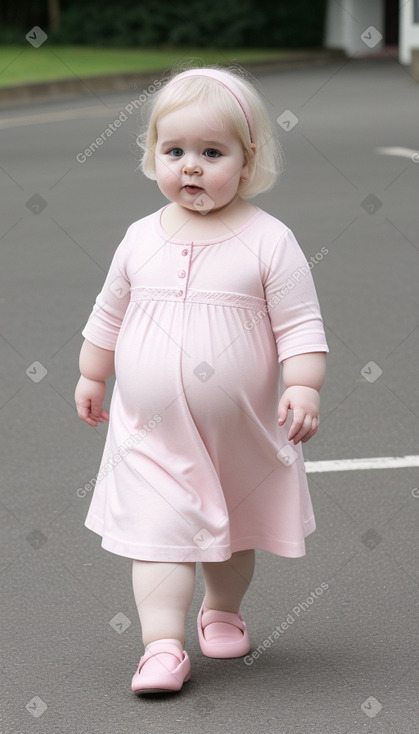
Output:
305,455,419,473
375,146,419,159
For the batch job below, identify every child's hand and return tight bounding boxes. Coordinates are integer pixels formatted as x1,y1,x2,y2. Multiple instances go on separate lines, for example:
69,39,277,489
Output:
75,376,109,427
277,386,320,444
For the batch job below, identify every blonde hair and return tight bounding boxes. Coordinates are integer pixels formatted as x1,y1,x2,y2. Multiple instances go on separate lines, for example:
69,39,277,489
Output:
138,65,283,199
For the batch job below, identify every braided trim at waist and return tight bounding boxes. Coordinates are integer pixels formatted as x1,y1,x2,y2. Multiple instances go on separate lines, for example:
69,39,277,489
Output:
130,287,266,312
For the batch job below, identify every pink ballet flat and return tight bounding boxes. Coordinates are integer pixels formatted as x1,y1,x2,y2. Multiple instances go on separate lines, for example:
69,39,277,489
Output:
131,641,191,695
197,603,251,658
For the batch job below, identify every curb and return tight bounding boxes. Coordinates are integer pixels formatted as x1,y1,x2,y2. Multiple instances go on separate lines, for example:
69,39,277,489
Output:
0,50,347,106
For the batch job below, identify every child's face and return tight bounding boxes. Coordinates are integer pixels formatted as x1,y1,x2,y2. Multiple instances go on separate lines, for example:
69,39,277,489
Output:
154,103,250,214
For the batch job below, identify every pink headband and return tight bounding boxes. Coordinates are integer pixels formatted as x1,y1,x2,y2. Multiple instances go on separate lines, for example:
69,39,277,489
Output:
167,68,254,143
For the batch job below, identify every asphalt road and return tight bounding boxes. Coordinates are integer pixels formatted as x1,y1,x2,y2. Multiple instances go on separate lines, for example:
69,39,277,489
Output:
1,57,418,733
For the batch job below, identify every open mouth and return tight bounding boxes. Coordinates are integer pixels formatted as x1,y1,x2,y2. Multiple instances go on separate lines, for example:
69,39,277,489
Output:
184,185,203,195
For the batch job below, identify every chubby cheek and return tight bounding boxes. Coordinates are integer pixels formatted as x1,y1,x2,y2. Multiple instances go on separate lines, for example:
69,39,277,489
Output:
210,169,242,195
155,158,181,188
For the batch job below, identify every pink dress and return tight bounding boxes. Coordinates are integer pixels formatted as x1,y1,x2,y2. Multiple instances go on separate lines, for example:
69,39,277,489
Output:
82,206,328,562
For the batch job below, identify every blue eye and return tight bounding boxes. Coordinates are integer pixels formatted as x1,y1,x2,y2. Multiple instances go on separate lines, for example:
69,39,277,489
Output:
168,148,184,157
204,148,221,158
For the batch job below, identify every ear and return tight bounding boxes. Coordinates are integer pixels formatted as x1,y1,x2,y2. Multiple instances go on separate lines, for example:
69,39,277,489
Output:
241,143,256,181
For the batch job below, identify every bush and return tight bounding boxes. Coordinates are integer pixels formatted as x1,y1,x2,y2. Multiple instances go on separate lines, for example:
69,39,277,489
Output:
0,0,327,48
53,0,265,47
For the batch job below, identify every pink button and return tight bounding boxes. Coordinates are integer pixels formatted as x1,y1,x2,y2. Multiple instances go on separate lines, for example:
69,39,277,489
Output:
178,270,186,278
178,290,183,296
182,249,188,256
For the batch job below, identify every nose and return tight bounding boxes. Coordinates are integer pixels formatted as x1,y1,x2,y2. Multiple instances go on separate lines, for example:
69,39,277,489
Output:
182,154,202,175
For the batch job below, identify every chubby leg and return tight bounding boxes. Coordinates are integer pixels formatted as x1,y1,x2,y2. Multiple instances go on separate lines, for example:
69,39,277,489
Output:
132,560,196,649
131,561,195,693
201,549,256,612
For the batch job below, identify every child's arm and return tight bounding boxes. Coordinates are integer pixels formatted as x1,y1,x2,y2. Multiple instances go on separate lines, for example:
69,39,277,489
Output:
278,352,326,445
75,340,115,427
74,226,133,427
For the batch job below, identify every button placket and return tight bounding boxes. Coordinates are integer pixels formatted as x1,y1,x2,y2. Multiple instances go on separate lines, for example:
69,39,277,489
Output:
177,244,191,297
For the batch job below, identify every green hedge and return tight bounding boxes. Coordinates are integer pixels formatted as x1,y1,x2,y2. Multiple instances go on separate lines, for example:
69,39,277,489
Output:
1,0,327,48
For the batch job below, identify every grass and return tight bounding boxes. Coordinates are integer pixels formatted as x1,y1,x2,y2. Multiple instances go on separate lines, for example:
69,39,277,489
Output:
0,45,303,87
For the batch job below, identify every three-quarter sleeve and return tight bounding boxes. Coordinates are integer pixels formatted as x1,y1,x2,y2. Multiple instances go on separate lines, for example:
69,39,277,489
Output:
263,228,329,363
81,232,131,351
